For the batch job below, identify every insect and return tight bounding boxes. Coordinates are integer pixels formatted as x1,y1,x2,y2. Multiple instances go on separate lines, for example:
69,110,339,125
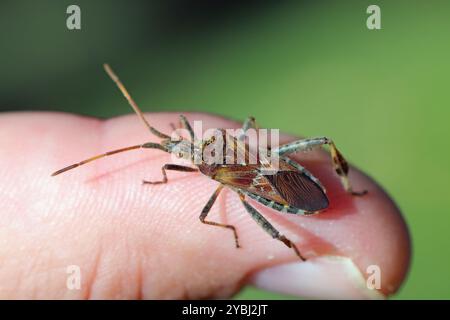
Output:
52,64,367,261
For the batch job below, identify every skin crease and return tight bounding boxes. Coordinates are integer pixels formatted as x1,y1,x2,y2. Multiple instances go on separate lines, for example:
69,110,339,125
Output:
0,112,410,299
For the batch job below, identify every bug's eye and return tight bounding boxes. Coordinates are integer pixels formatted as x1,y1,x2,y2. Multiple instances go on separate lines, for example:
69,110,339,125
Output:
177,152,183,158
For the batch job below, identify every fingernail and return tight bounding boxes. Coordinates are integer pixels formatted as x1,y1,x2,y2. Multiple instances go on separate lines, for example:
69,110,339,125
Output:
250,256,385,300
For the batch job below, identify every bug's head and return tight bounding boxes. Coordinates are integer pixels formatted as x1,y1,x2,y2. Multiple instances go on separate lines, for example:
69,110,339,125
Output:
162,137,197,161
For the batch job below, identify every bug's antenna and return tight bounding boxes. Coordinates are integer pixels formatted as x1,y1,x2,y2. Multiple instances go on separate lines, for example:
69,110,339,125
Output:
103,63,170,139
51,144,144,176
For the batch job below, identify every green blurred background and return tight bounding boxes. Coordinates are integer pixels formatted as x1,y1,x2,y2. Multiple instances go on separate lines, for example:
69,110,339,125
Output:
1,0,449,299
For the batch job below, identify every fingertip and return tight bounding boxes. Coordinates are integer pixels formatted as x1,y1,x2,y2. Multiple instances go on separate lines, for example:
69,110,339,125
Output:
251,256,386,299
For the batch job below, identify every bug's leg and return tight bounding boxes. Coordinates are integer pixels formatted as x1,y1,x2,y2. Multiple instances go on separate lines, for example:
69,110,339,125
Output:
238,116,258,141
104,64,171,139
200,185,241,248
238,193,306,261
142,164,197,185
273,137,367,196
169,115,195,141
179,115,195,142
169,122,181,140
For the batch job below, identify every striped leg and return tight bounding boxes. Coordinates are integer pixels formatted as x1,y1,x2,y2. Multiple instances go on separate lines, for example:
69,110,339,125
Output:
142,164,197,185
180,115,195,141
200,185,241,248
273,137,367,196
239,192,306,261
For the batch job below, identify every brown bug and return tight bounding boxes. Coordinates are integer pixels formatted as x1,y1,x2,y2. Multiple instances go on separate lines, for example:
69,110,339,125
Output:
52,64,367,261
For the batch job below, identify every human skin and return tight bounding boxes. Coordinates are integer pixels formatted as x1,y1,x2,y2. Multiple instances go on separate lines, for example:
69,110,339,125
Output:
0,112,410,299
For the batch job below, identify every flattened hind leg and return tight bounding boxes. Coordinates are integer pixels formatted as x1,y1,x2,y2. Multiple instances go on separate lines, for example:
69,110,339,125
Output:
273,137,367,196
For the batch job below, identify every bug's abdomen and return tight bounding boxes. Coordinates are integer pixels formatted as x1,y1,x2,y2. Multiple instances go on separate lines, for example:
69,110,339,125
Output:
264,171,329,212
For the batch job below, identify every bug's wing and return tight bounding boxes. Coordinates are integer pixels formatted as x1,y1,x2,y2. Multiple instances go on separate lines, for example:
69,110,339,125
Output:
213,164,259,187
213,163,328,211
217,134,297,204
213,164,289,205
218,133,328,211
264,171,329,211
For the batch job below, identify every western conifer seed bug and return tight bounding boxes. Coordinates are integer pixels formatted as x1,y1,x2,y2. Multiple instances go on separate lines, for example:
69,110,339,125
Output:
52,64,367,261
